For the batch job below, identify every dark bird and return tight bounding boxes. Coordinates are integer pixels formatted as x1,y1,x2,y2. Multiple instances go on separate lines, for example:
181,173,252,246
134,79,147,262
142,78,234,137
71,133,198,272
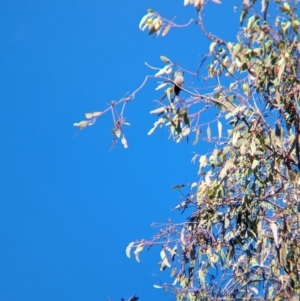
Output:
173,70,184,96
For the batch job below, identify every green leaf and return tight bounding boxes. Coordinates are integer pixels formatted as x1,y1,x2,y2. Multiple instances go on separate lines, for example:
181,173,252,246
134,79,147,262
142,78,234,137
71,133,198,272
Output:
207,125,211,141
148,18,162,35
150,107,165,115
198,269,206,287
247,15,255,30
183,111,190,127
242,82,249,95
160,55,171,63
134,243,144,263
269,222,279,248
160,248,166,260
182,126,190,137
114,128,121,138
267,286,274,299
139,13,152,30
232,43,242,59
251,159,259,169
280,243,287,267
249,286,258,295
155,65,172,76
191,182,197,189
240,9,247,25
193,128,200,145
148,118,165,135
199,155,207,171
209,41,217,53
121,135,128,149
172,184,185,190
139,13,150,30
147,126,156,136
225,112,232,120
159,249,171,271
217,121,222,139
155,83,167,90
126,242,135,258
169,244,177,261
162,25,171,37
232,131,240,147
210,253,219,263
250,140,256,155
73,121,88,129
269,129,276,149
280,2,291,13
166,87,173,103
85,113,94,119
240,144,247,155
277,57,286,81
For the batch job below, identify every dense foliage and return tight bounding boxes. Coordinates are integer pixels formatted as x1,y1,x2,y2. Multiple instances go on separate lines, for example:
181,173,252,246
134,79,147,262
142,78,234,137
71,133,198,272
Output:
76,1,300,300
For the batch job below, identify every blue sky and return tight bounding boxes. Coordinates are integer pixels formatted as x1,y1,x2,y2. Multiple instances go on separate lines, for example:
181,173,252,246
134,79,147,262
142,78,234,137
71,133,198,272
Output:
0,1,236,300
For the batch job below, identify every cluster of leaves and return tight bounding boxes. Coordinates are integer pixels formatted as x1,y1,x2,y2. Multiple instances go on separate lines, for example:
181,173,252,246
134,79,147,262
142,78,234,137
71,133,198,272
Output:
146,56,192,143
74,99,131,149
125,1,300,300
74,0,300,299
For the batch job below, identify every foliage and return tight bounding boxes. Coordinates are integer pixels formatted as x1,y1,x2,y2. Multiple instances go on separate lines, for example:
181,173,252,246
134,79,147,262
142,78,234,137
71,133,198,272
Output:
76,0,300,300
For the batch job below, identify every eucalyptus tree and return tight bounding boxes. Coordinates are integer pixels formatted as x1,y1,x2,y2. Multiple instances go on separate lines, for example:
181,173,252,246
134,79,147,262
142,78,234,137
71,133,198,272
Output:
75,1,300,300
